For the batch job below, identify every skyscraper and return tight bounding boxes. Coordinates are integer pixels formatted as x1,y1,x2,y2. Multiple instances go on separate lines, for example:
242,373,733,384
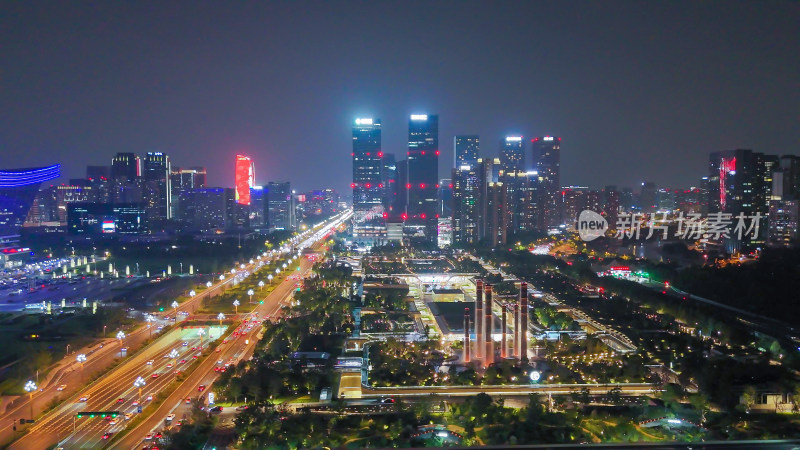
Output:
639,181,657,213
352,118,385,241
533,136,561,230
451,165,479,245
266,181,294,231
500,136,525,173
235,155,255,206
709,149,774,250
110,152,143,204
142,152,171,223
111,153,140,182
454,135,479,168
407,114,439,243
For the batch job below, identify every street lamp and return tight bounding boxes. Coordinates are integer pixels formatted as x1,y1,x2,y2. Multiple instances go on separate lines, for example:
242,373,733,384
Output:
198,328,205,347
134,376,146,401
268,274,273,283
258,280,265,291
247,289,254,304
233,299,240,314
206,281,212,288
172,300,179,318
146,315,154,338
275,268,280,274
169,349,179,367
24,380,37,418
217,312,225,325
76,353,87,379
219,274,225,281
230,269,236,274
189,290,196,297
116,331,125,354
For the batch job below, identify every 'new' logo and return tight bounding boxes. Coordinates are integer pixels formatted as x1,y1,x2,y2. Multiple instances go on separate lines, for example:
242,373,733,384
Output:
577,210,608,242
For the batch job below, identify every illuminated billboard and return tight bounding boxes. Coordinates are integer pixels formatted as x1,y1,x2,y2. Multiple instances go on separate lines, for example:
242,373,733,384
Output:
101,221,116,233
235,155,254,205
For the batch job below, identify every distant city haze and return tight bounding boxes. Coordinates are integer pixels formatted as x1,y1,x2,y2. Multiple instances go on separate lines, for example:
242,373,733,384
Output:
1,1,797,192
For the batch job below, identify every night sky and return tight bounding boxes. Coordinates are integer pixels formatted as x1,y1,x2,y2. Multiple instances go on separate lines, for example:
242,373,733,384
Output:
2,1,798,194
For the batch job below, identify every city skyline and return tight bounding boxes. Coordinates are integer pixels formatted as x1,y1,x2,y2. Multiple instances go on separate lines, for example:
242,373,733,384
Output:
2,1,797,193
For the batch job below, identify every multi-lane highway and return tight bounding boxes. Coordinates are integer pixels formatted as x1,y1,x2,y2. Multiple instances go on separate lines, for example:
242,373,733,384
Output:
9,327,215,449
113,212,349,449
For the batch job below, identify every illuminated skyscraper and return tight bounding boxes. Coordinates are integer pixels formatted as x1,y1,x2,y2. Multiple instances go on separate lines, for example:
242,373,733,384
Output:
454,135,479,168
451,164,479,245
352,118,385,242
407,114,439,243
235,155,255,206
111,153,140,182
533,136,561,230
142,152,171,223
266,181,294,231
500,136,525,173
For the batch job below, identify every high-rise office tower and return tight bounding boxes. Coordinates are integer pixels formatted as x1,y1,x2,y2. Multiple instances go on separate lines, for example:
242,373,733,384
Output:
476,157,501,241
454,135,479,168
170,167,206,220
500,136,525,173
709,149,775,250
438,178,453,218
639,182,657,213
407,114,439,243
485,182,508,246
381,152,397,215
111,153,140,182
533,136,561,230
503,169,538,234
603,186,620,227
235,155,255,206
779,155,800,200
352,118,385,241
142,152,171,223
451,165,479,245
266,181,294,231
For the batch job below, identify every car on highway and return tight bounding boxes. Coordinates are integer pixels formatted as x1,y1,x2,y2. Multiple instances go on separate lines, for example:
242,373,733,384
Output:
216,359,223,364
185,397,191,404
116,397,125,403
144,433,153,440
132,400,139,406
154,432,163,438
108,418,119,425
182,341,188,346
146,359,154,365
166,363,173,368
235,405,248,411
102,432,113,440
78,395,89,402
165,413,175,422
209,406,223,414
179,359,186,363
146,394,153,401
151,373,160,378
125,413,133,420
56,384,67,391
174,419,182,426
192,354,198,359
121,347,129,352
197,385,206,391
